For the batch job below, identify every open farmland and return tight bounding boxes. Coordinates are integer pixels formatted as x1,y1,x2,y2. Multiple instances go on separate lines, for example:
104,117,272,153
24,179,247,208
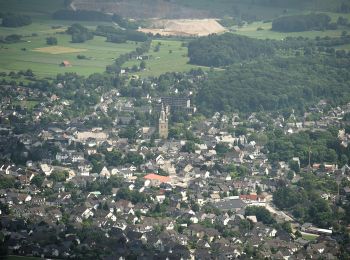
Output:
33,46,87,54
0,33,138,77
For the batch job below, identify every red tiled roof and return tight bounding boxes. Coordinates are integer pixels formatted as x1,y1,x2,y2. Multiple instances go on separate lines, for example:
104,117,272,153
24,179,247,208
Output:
144,173,170,183
239,194,265,201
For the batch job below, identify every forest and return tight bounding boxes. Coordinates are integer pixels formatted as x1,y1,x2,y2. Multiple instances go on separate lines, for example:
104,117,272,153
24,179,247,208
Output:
53,9,111,21
188,33,275,67
53,10,139,30
266,128,346,167
272,13,333,32
195,55,350,115
1,13,32,27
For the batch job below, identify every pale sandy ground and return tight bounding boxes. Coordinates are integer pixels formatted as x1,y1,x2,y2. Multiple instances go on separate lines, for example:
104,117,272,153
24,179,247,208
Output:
139,19,226,36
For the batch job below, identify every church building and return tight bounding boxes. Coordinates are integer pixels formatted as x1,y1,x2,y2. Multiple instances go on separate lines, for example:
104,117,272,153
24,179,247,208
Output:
158,103,169,139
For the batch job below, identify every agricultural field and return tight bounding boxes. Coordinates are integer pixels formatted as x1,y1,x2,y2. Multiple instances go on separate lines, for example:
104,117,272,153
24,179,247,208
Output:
123,39,210,77
0,32,138,77
233,21,348,40
0,0,141,77
232,11,350,42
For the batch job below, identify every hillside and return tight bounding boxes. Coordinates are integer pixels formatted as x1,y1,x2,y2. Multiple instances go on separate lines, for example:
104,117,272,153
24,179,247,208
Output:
72,0,348,19
73,0,210,19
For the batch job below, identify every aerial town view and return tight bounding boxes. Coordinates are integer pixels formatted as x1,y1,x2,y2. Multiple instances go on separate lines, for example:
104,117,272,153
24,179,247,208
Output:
1,0,350,259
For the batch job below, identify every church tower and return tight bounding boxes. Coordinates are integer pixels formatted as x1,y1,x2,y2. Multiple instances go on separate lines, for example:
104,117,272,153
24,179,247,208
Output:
158,103,169,139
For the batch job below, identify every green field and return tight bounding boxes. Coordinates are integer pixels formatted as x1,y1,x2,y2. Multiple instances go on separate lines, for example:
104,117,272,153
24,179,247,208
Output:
124,39,209,77
234,22,348,40
232,12,350,40
0,0,140,77
0,31,138,77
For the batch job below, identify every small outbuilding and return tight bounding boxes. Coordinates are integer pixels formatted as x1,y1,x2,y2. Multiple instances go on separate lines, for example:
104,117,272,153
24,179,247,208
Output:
60,60,71,67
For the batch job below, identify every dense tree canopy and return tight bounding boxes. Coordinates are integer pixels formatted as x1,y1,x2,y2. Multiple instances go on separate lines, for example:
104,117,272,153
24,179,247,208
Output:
272,13,332,32
95,25,148,43
1,13,32,27
266,128,350,167
53,10,111,21
245,206,276,225
188,33,275,67
196,56,350,114
46,36,58,45
67,23,94,43
273,175,336,228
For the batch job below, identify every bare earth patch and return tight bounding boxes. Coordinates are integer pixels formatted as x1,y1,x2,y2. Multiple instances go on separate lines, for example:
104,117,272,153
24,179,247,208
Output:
139,19,226,36
33,46,87,54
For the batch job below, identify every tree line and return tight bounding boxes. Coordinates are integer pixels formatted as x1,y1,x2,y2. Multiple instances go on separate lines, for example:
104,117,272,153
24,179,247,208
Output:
1,13,31,27
95,25,148,43
272,13,334,32
52,10,139,30
106,40,151,74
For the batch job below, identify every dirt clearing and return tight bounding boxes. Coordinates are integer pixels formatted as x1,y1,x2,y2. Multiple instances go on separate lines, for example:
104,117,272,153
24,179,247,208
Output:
139,19,226,36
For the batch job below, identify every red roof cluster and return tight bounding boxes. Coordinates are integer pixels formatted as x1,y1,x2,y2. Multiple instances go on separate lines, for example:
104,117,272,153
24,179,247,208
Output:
239,194,265,201
144,173,170,183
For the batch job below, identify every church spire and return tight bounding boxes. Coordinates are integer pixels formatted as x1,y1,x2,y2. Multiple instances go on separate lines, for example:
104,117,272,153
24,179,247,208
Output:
158,103,169,139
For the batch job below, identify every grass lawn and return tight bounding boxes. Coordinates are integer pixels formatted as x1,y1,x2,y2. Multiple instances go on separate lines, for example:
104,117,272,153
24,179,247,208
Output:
301,232,319,241
124,39,210,77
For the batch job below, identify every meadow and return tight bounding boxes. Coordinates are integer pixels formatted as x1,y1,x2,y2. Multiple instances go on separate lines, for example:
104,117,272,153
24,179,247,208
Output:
232,11,350,51
123,39,210,77
0,0,141,77
0,32,139,77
